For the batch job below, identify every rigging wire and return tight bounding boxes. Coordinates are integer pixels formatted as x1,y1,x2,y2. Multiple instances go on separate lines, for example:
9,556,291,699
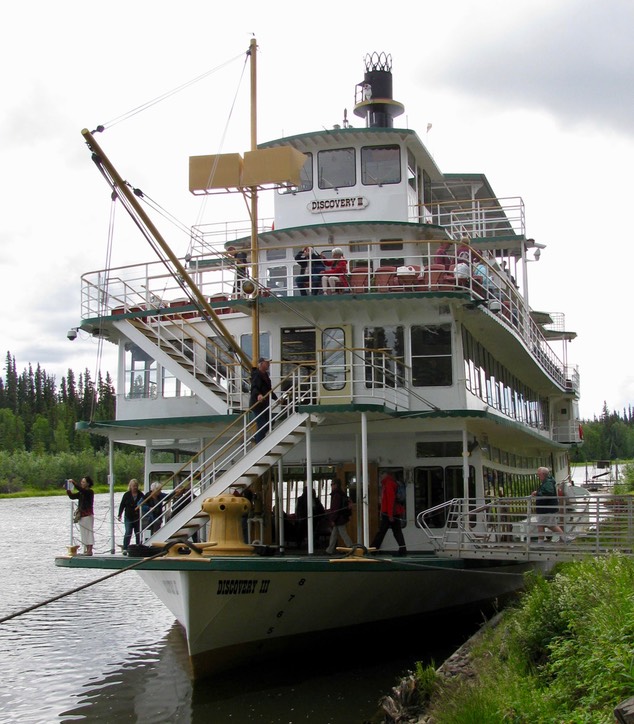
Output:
93,53,246,132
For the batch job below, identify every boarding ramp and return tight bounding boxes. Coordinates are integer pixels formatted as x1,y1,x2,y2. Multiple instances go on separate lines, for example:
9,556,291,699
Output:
418,493,634,563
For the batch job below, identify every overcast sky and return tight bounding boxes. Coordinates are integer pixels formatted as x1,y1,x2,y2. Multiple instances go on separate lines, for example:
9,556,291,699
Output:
1,0,632,419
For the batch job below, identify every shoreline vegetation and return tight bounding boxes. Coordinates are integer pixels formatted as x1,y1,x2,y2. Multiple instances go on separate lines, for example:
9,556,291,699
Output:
379,554,634,723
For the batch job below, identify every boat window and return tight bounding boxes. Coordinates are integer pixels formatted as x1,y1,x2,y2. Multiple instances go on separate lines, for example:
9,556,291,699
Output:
414,466,445,526
361,145,401,186
265,248,287,261
380,257,404,267
124,343,157,399
363,326,405,389
422,169,431,205
445,466,476,499
379,239,403,251
162,369,192,398
415,441,463,457
414,465,475,527
266,266,289,296
349,240,370,252
411,324,453,387
321,327,346,390
240,332,271,388
407,150,417,192
278,152,313,194
318,148,355,189
281,327,316,379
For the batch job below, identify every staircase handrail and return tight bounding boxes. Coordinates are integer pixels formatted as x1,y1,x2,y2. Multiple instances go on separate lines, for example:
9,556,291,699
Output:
139,365,318,537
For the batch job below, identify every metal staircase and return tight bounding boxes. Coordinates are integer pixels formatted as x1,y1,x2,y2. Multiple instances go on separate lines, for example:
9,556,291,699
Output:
112,313,242,414
150,411,323,543
140,367,323,544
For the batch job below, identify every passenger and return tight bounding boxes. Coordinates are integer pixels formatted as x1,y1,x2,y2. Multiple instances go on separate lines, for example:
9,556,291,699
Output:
117,478,145,551
532,467,569,543
370,471,407,556
170,484,199,542
294,247,325,295
326,479,353,555
227,245,248,297
432,241,452,269
455,234,472,263
321,247,349,294
474,259,500,299
453,257,471,286
146,482,167,534
295,486,327,549
66,476,95,556
249,357,277,443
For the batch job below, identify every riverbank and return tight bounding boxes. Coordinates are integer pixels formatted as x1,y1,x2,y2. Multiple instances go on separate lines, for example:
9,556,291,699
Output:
0,485,128,499
379,555,634,723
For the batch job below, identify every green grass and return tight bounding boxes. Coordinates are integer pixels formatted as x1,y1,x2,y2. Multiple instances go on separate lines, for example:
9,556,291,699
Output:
421,555,634,723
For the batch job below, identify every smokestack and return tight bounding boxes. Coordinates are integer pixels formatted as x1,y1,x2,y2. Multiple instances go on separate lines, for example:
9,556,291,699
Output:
353,52,404,128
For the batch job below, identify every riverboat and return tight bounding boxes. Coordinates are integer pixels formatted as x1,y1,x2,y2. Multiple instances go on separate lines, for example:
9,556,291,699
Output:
56,41,582,678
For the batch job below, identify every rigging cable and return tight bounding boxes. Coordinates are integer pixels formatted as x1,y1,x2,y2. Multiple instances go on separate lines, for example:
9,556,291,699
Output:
89,191,117,423
93,53,246,133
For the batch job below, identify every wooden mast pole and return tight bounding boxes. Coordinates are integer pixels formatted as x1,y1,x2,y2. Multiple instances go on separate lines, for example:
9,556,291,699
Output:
248,37,260,366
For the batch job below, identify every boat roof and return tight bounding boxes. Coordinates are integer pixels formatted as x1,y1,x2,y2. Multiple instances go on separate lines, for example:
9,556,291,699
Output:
259,126,445,181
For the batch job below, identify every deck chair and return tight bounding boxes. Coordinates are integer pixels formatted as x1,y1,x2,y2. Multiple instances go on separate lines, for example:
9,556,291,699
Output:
349,267,371,293
373,266,397,293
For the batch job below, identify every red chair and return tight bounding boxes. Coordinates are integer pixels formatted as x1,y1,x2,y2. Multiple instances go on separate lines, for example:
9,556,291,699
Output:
373,266,397,293
349,267,371,293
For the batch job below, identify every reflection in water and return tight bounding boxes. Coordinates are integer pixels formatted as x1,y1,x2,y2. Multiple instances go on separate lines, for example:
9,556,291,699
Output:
0,496,484,723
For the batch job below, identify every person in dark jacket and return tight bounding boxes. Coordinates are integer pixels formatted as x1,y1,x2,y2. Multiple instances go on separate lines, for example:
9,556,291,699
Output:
532,466,569,543
326,479,353,555
66,476,95,556
249,357,277,443
118,478,145,551
294,246,325,295
370,471,407,556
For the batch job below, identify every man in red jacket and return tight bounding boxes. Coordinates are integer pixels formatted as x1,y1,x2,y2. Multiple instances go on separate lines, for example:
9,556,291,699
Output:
370,471,407,556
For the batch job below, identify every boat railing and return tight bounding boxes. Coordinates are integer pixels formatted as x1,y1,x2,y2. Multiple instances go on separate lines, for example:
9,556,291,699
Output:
418,196,526,240
418,494,634,560
80,238,569,391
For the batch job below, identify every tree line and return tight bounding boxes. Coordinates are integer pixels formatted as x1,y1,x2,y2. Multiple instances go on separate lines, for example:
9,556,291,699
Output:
0,352,116,455
574,402,634,462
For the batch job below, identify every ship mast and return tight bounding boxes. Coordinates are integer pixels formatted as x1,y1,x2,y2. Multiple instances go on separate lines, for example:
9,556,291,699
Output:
248,37,260,365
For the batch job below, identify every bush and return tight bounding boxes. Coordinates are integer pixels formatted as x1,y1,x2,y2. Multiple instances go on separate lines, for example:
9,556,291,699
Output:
425,556,634,723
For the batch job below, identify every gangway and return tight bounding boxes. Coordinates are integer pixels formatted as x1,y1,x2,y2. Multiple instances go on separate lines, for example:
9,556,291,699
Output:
418,494,634,563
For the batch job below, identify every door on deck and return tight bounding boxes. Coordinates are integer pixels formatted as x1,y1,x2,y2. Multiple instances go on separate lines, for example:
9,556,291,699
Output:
280,325,352,404
339,462,379,544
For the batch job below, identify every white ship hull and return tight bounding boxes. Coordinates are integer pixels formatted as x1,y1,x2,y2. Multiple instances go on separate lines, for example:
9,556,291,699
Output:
136,555,542,677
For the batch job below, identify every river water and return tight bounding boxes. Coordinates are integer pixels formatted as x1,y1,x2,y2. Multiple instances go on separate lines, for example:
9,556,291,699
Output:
0,495,482,723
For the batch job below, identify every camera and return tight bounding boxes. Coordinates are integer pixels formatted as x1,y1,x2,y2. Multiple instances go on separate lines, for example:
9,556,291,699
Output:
67,328,78,341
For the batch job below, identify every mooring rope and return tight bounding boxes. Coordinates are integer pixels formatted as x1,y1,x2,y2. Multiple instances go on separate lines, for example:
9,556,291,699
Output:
0,549,169,625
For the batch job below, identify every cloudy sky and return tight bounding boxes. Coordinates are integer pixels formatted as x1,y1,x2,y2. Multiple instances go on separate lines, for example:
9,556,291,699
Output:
1,0,631,419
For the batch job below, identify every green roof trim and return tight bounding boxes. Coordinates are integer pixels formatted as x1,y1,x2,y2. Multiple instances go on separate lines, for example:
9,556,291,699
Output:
258,127,419,149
